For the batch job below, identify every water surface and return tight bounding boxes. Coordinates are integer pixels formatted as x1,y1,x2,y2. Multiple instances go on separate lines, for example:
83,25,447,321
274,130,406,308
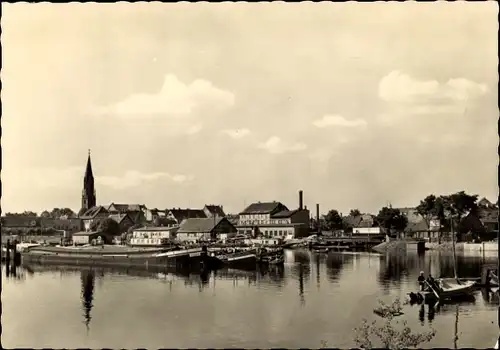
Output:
2,250,498,348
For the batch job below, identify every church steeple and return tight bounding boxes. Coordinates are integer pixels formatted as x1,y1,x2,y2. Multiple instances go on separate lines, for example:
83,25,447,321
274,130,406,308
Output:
81,149,96,213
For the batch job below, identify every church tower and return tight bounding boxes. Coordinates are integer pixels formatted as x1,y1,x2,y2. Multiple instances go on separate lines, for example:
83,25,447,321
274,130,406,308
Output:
81,150,96,213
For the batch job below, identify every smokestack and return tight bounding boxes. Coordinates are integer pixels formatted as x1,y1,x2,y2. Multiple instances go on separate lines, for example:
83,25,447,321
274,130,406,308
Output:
316,203,320,223
299,190,303,210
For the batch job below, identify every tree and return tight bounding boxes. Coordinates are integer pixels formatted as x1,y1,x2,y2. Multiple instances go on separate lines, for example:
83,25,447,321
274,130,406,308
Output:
40,210,51,218
324,210,343,231
416,195,436,228
50,208,76,218
97,218,121,236
5,211,37,216
441,191,479,242
376,207,408,238
350,209,361,217
353,298,436,349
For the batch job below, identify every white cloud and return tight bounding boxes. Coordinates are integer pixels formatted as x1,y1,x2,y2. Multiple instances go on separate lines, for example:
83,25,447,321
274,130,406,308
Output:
258,136,307,154
221,128,251,139
378,70,489,104
91,74,235,117
185,123,203,135
96,170,194,189
313,114,367,128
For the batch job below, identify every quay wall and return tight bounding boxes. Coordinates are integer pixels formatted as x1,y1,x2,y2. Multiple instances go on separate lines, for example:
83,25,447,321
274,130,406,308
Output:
426,242,498,252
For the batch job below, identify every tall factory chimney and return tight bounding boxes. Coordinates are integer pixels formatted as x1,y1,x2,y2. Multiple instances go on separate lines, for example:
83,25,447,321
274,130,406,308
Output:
299,190,303,210
316,203,320,228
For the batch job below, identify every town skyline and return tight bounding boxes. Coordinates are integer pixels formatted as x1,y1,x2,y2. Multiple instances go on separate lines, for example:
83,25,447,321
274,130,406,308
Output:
2,2,498,215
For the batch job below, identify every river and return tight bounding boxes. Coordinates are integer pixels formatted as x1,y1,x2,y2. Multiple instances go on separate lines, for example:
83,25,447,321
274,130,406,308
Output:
2,250,498,348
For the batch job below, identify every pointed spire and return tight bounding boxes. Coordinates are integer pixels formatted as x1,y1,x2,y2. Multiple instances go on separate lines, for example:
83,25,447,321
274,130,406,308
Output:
85,150,94,181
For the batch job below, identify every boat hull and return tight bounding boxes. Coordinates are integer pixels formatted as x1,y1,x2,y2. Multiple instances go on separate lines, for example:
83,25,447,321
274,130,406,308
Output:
21,246,222,270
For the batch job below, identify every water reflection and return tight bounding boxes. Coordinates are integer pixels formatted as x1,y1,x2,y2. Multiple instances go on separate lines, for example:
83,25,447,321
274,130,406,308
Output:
326,253,353,283
81,269,95,331
4,250,497,349
377,251,497,289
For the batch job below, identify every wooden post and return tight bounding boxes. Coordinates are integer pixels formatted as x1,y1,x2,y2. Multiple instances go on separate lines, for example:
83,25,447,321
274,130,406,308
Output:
5,239,11,262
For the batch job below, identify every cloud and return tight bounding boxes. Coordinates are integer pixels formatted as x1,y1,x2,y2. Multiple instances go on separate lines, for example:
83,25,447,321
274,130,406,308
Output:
378,70,489,104
313,114,367,128
185,123,203,135
258,136,307,154
221,128,251,139
96,170,194,189
91,74,235,117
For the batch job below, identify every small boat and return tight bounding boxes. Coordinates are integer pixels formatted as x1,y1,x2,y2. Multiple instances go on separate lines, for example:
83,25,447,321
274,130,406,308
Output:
218,251,257,269
425,278,476,301
490,270,499,286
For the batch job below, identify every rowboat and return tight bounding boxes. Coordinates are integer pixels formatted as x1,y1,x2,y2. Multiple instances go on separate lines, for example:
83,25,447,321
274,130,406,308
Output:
424,278,476,301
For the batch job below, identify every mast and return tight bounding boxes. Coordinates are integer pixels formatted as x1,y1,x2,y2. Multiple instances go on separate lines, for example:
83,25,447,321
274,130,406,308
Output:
451,216,458,282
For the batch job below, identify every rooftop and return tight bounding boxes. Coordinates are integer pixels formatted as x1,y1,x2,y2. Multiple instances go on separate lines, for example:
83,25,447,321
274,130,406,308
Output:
240,201,287,215
178,217,225,233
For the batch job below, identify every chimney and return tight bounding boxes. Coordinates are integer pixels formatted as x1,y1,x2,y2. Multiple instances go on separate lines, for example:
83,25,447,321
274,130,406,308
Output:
299,190,303,210
316,203,320,223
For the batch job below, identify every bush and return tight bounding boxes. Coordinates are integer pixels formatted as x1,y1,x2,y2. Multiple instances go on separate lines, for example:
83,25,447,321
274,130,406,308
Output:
353,298,436,349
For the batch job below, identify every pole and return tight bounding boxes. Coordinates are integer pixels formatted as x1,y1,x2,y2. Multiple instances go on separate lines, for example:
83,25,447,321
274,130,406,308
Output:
451,217,458,282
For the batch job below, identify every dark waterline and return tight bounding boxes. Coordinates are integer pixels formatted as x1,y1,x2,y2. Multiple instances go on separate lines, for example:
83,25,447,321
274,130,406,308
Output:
2,250,498,348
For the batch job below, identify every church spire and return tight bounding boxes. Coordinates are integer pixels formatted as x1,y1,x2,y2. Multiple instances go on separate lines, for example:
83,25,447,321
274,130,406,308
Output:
81,150,96,213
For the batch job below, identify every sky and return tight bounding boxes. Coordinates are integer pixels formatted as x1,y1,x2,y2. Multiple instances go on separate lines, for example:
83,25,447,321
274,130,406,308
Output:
2,2,498,216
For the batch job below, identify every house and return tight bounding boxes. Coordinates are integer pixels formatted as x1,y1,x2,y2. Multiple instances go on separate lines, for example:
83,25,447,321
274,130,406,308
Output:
129,226,180,246
144,208,167,222
342,214,376,233
166,208,207,224
203,205,226,218
107,203,147,224
226,214,240,226
176,217,237,242
236,191,311,239
478,208,499,233
1,216,83,235
478,197,496,209
352,227,383,235
398,207,425,224
72,231,112,245
79,206,110,231
108,213,135,233
404,220,441,241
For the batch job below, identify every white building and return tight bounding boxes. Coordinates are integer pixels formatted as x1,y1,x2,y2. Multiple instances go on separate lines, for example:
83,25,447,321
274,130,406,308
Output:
129,226,179,246
236,191,310,239
352,227,382,235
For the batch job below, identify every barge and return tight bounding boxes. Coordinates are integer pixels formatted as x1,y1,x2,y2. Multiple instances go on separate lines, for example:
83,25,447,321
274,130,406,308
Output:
21,245,222,270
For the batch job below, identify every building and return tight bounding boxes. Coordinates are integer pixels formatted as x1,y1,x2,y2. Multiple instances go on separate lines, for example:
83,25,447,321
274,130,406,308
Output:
107,203,147,224
478,197,496,209
144,208,167,222
479,208,499,234
203,205,226,218
129,226,179,246
236,190,310,239
108,213,135,233
166,208,207,224
72,231,111,245
1,216,83,235
80,150,96,215
79,206,109,231
342,213,376,232
352,227,382,235
176,217,237,242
